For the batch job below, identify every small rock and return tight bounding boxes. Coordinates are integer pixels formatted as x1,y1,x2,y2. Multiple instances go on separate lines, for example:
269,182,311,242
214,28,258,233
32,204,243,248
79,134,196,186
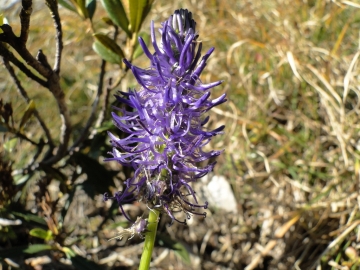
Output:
202,175,238,213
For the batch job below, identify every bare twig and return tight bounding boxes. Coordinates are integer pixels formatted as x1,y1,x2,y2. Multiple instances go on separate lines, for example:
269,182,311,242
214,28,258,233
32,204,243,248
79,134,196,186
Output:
0,43,47,87
0,13,72,165
94,78,112,130
29,139,45,167
92,26,121,130
19,0,32,44
70,25,127,149
0,24,51,77
45,0,63,74
70,59,107,151
15,131,40,146
3,58,54,148
36,49,52,70
40,71,72,165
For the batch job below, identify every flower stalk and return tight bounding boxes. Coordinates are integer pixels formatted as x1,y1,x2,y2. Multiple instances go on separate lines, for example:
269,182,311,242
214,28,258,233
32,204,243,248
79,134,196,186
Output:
139,209,160,270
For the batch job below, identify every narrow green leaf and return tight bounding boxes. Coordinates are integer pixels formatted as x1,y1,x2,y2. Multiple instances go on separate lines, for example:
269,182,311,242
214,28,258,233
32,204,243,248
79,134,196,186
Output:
129,0,144,33
93,33,125,57
94,120,113,133
58,0,77,12
19,100,35,131
100,0,131,36
23,244,53,254
101,17,115,26
86,0,97,20
78,0,89,17
128,0,153,33
93,33,124,63
141,0,154,24
4,137,17,152
0,14,4,34
13,174,31,185
29,228,53,241
12,211,47,225
92,41,122,64
72,0,89,18
62,247,76,258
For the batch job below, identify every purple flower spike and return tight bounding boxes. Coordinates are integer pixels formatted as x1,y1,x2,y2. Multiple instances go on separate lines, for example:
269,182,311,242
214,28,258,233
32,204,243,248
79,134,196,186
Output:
105,9,226,225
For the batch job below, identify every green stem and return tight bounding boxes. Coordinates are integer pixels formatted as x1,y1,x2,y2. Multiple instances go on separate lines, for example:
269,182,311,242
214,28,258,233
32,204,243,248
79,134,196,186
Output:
139,209,160,270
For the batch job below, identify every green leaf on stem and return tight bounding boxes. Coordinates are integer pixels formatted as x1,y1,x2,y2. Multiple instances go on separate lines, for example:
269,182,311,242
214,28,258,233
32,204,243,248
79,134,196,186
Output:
58,0,77,12
93,33,125,58
12,211,47,226
0,14,3,34
13,173,32,185
101,17,115,26
72,0,89,19
128,0,154,33
4,137,17,152
100,0,131,37
62,247,76,258
93,33,124,64
19,100,35,132
141,0,154,26
23,244,54,254
92,41,121,64
128,0,144,33
86,0,97,20
29,228,54,241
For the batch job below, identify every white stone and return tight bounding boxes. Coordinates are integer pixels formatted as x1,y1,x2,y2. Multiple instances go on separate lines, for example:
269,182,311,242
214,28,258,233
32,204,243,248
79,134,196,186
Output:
205,175,238,213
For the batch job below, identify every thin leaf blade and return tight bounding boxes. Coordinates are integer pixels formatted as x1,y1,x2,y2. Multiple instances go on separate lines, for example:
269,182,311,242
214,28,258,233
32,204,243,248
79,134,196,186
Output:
100,0,131,36
0,14,4,34
29,228,53,241
58,0,77,12
93,33,125,58
23,244,53,254
129,0,146,33
19,100,35,131
75,0,89,18
4,137,17,152
92,40,122,64
86,0,97,20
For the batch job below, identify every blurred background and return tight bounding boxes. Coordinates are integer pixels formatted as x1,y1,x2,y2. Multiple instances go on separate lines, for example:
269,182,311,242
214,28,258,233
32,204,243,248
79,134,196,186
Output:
1,0,360,269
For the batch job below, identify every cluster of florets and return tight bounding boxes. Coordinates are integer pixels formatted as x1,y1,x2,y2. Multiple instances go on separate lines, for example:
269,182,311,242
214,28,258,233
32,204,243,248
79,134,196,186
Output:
105,9,226,225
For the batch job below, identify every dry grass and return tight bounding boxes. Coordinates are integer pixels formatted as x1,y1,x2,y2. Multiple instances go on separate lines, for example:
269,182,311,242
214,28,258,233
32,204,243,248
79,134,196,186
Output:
1,0,360,269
